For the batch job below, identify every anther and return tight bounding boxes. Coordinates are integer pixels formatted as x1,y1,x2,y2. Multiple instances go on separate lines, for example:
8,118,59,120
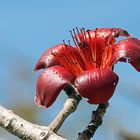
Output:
82,28,85,31
76,27,80,34
95,28,98,31
80,28,84,34
73,28,77,36
71,28,80,46
86,29,90,32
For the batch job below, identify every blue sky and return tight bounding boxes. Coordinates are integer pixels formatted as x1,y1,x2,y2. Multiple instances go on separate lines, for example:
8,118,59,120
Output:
0,0,140,139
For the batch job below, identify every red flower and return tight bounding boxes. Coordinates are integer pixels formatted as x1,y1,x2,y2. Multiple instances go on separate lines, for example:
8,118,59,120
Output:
34,28,140,108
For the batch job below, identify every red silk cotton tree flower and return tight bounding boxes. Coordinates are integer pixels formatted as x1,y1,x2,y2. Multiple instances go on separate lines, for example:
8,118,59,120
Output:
34,28,140,108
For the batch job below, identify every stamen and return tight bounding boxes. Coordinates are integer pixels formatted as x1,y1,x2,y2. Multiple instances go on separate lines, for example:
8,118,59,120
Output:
93,29,98,67
100,30,116,68
69,27,117,73
73,28,80,45
63,39,66,45
76,27,80,34
70,30,79,48
70,31,76,46
82,28,88,43
87,30,96,64
76,29,96,69
52,44,84,77
68,40,71,46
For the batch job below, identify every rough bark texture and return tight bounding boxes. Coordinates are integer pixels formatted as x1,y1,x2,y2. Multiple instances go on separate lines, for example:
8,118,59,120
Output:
120,131,140,140
77,102,109,140
48,85,82,132
0,86,81,140
0,85,108,140
0,105,66,140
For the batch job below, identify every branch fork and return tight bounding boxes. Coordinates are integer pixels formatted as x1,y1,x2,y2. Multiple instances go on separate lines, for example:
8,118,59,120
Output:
0,85,109,140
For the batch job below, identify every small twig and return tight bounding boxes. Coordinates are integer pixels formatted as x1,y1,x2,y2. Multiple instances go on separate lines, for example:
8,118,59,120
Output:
77,102,109,140
0,105,66,140
48,85,82,132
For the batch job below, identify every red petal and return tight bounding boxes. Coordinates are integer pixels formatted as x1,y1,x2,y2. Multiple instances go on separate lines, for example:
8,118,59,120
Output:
35,66,75,108
34,44,85,71
75,68,119,104
114,37,140,72
77,28,129,46
88,28,130,39
34,44,67,71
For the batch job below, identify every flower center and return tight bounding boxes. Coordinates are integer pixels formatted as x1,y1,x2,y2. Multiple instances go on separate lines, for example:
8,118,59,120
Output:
70,28,116,69
53,28,116,77
52,45,84,77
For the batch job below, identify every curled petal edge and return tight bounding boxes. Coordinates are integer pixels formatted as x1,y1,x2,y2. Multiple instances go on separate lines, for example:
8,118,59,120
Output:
94,28,130,37
35,66,75,108
34,44,67,71
114,37,140,72
77,28,130,44
34,44,85,71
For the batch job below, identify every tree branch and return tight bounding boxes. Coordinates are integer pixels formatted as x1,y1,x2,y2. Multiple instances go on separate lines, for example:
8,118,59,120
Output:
0,85,108,140
0,105,66,140
120,130,140,140
48,85,82,132
77,102,109,140
0,85,81,140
